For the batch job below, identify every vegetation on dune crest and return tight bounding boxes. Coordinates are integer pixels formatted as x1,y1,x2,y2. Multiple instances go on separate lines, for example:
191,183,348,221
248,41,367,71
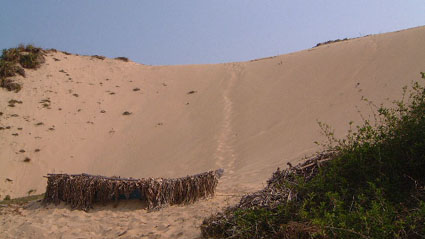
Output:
201,73,425,238
115,56,129,62
0,44,45,92
314,38,349,47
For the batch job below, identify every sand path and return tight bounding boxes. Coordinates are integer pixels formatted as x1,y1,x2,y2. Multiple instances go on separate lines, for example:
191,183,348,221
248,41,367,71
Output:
214,63,245,193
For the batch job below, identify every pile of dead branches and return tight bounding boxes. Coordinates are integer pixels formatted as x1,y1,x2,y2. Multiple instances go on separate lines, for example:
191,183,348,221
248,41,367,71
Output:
201,151,336,238
238,150,335,209
43,169,223,211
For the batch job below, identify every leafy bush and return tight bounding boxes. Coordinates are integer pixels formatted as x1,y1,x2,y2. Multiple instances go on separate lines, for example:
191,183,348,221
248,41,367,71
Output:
201,73,425,238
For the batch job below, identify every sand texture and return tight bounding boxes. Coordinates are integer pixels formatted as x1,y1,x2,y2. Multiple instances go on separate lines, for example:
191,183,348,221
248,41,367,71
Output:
1,26,425,238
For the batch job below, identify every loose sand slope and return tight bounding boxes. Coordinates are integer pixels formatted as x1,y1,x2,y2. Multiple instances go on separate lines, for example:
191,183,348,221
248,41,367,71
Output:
1,26,425,238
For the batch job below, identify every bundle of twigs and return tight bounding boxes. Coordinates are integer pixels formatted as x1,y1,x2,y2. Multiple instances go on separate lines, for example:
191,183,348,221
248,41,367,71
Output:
201,151,336,237
238,150,335,209
43,169,224,211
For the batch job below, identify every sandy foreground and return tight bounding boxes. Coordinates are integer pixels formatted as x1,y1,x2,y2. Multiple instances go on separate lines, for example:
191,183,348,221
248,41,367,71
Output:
1,26,425,238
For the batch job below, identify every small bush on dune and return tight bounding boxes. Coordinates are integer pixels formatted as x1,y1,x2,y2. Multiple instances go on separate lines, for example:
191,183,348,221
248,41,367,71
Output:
19,52,43,68
201,73,425,239
1,44,44,68
115,56,129,62
0,60,19,78
0,44,45,92
91,55,105,60
314,38,349,48
1,48,20,62
1,78,21,92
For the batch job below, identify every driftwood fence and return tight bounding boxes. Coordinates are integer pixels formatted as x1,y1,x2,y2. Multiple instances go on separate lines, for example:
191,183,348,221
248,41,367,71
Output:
43,169,224,211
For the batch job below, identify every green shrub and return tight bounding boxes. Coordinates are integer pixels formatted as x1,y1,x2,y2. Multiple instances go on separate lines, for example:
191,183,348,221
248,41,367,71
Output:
19,52,41,68
202,73,425,238
0,60,18,78
1,48,20,62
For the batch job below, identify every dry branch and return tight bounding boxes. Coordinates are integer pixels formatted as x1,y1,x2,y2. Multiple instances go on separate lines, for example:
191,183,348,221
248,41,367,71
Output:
43,169,223,211
236,150,335,209
201,151,337,237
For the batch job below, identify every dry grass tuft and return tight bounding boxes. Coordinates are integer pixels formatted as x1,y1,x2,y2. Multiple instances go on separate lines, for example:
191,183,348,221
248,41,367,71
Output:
1,79,21,92
8,99,22,107
0,194,44,206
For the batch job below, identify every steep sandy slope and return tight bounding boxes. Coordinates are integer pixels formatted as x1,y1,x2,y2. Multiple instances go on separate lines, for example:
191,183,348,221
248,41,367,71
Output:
0,26,425,238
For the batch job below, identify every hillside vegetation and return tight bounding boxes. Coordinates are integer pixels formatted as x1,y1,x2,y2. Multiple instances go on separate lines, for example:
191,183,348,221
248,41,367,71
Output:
201,73,425,238
0,44,44,92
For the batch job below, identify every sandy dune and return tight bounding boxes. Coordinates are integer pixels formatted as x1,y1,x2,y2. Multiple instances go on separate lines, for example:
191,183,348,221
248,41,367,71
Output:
1,26,425,238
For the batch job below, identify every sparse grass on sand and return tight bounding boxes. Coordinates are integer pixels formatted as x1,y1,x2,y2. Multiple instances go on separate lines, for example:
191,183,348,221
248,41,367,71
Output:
0,194,44,206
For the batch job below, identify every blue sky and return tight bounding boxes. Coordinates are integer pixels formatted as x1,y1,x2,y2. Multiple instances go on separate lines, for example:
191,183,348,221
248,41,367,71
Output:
1,1,424,65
